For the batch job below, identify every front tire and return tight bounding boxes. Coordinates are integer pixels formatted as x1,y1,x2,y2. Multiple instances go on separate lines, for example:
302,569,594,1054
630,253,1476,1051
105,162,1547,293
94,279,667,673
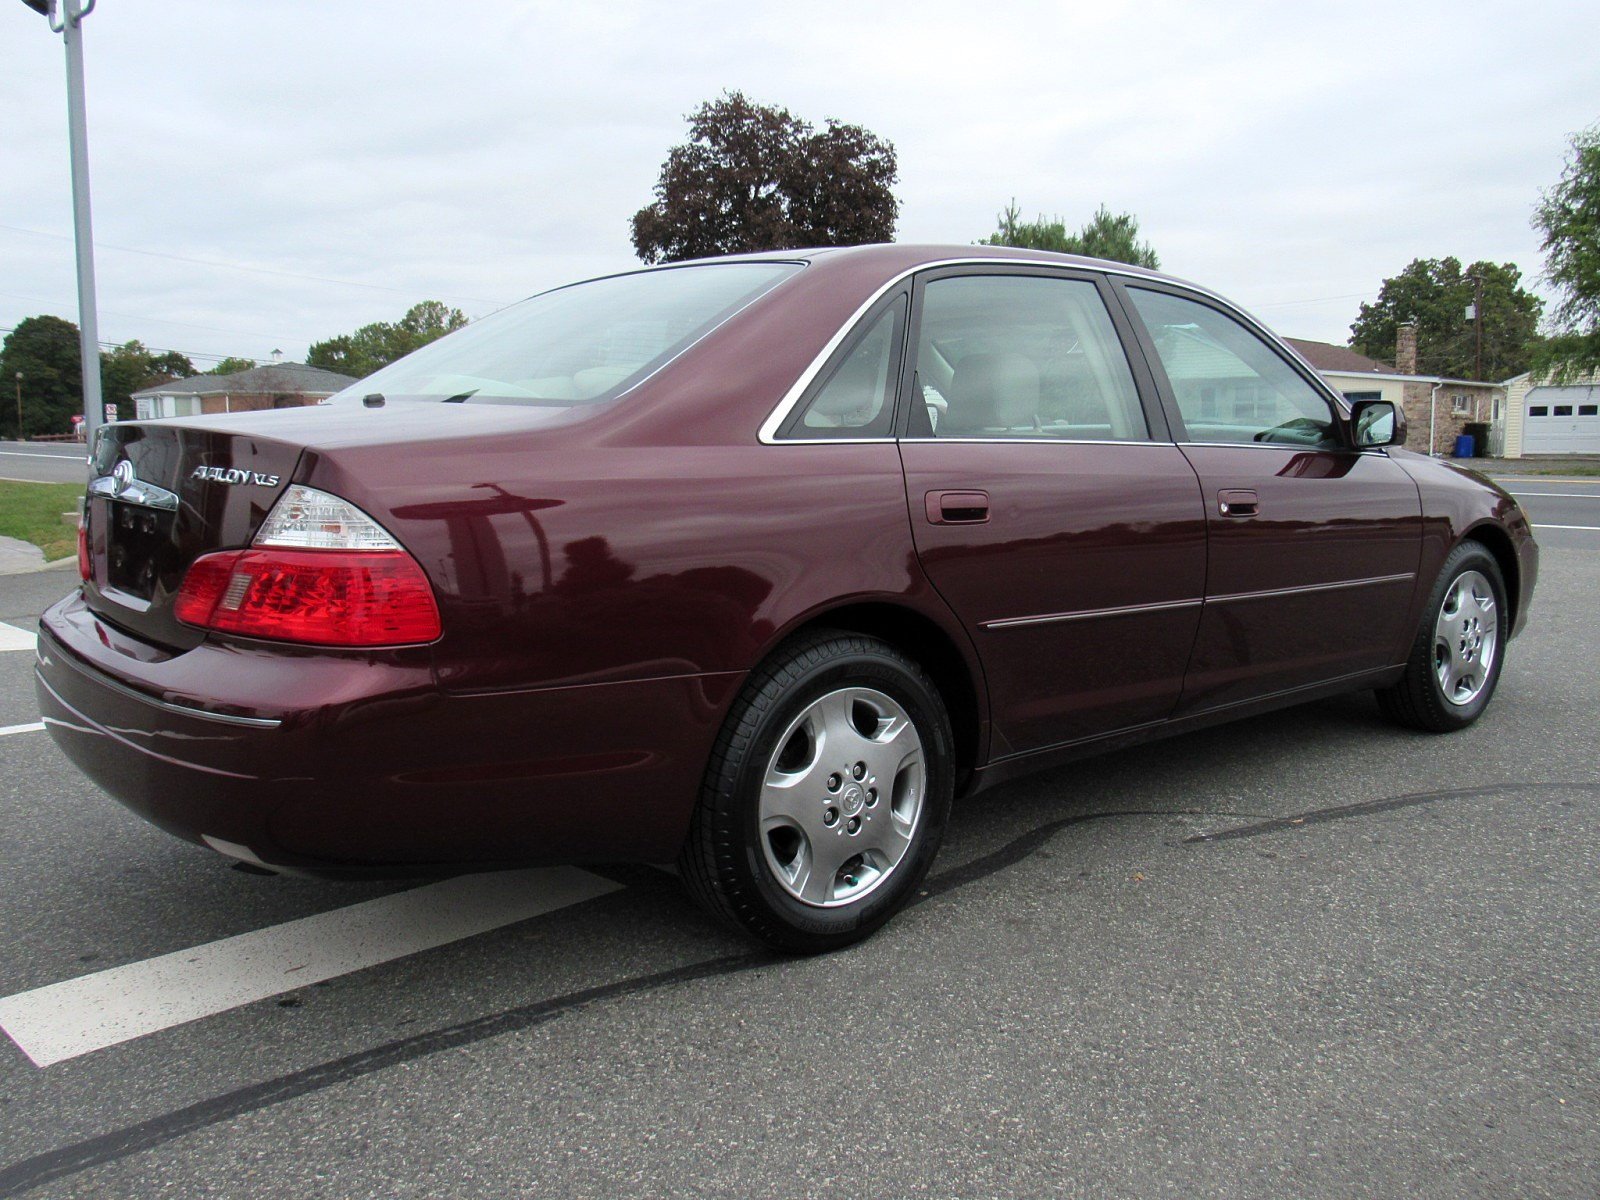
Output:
679,631,954,954
1377,541,1507,733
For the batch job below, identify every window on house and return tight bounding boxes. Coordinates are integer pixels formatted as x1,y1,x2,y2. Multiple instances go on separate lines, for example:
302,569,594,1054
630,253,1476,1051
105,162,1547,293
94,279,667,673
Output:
1528,406,1549,417
1450,394,1471,415
1580,405,1598,417
1554,405,1574,416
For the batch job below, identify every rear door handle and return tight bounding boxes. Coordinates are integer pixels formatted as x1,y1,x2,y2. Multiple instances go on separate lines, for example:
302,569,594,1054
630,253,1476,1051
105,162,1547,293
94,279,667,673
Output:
926,490,990,525
1218,489,1258,517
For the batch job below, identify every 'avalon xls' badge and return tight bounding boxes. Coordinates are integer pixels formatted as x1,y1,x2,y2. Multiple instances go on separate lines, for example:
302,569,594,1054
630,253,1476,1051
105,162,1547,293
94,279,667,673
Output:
190,466,281,487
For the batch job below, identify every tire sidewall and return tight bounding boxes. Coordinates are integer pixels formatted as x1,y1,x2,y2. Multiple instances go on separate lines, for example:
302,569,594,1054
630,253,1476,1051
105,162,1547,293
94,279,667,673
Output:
728,641,953,946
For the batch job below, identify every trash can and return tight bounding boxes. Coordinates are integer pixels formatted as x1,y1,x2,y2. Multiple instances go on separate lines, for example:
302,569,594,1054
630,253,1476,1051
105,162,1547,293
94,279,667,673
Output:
1464,422,1490,457
1453,433,1475,458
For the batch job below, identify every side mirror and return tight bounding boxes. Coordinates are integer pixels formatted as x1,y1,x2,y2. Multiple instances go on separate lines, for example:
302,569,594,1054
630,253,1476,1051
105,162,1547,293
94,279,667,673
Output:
1351,399,1405,449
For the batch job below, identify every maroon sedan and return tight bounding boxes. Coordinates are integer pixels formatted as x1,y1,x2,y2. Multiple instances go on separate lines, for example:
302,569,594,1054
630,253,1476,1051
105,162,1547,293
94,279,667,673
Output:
37,245,1537,952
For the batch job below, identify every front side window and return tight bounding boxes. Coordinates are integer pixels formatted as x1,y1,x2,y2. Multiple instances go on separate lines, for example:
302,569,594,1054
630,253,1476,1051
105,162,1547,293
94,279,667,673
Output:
910,275,1147,440
1127,288,1339,448
329,262,799,407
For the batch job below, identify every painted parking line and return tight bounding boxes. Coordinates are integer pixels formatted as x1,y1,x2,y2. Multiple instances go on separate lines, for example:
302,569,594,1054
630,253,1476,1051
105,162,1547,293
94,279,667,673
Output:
0,722,45,737
1530,523,1600,532
0,623,36,653
0,450,84,460
0,866,622,1068
1504,491,1600,499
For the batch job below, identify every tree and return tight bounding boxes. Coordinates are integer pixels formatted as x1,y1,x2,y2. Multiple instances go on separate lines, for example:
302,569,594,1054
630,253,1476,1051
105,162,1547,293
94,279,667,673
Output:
1349,257,1542,381
981,201,1160,269
1533,124,1600,381
305,301,468,379
207,356,257,376
100,340,197,420
630,91,899,264
0,315,82,438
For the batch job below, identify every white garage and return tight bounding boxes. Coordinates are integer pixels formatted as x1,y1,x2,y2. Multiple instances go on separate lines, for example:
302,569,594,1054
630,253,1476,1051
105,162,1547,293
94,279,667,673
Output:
1522,385,1600,454
1501,372,1600,457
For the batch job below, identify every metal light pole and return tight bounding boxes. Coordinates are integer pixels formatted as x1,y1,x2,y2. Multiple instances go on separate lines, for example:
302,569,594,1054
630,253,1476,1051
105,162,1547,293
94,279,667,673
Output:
13,371,22,436
20,0,103,449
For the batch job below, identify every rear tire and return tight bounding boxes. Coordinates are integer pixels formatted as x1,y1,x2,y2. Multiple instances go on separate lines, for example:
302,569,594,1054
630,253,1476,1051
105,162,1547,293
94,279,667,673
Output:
679,630,954,954
1377,541,1506,733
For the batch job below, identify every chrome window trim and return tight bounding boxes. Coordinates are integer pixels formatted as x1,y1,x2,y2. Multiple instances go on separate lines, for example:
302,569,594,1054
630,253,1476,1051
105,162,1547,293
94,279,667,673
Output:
759,256,1336,444
899,437,1176,447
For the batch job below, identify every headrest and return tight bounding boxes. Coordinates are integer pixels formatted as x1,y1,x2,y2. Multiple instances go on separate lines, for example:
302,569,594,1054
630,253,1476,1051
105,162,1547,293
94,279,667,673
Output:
807,352,883,425
944,354,1039,432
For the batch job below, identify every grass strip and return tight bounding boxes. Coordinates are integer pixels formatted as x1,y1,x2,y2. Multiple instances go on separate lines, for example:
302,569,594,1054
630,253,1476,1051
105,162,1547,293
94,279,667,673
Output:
0,479,84,561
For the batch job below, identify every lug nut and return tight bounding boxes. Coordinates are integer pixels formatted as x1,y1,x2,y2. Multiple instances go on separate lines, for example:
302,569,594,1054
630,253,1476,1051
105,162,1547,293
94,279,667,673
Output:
847,816,860,834
852,762,867,780
865,788,878,807
823,807,839,827
826,773,841,792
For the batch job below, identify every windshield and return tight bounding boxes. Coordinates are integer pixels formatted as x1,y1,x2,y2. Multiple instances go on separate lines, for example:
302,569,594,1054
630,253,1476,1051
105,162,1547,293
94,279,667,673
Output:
329,261,800,407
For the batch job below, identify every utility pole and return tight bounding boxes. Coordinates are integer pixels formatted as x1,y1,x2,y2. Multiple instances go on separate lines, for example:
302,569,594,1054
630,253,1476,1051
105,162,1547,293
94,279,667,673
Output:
1467,272,1484,382
19,0,103,451
13,372,22,436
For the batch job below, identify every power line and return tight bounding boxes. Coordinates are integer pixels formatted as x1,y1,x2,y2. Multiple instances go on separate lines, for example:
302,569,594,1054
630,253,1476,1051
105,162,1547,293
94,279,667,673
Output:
0,222,513,307
0,287,315,349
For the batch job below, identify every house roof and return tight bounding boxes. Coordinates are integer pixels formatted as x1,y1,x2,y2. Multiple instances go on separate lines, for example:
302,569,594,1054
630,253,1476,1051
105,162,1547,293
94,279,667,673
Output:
1284,338,1391,375
132,362,358,399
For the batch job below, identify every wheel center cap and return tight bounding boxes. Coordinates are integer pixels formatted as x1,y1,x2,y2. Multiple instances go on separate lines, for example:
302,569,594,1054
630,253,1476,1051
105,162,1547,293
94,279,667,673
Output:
840,784,865,818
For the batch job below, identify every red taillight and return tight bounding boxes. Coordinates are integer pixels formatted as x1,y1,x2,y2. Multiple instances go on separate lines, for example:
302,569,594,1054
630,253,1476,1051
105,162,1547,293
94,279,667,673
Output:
174,549,440,647
77,520,90,581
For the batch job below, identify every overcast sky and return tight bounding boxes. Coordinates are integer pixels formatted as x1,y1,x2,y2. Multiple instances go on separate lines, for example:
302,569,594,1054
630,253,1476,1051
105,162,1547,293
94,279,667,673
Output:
2,0,1595,369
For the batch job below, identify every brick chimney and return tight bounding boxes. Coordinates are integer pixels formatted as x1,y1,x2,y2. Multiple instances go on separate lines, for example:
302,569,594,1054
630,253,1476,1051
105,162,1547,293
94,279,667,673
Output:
1395,322,1419,375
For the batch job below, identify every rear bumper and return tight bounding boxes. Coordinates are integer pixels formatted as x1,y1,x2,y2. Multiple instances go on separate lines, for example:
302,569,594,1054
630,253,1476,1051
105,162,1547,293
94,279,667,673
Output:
36,592,736,875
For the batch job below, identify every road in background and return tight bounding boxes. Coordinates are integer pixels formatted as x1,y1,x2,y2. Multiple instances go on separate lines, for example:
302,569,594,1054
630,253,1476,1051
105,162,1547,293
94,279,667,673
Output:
1492,475,1600,550
0,442,86,485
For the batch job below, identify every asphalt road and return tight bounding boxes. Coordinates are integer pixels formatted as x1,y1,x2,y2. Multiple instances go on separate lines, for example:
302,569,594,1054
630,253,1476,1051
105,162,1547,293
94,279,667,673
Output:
0,551,1596,1198
1496,477,1600,550
0,442,87,486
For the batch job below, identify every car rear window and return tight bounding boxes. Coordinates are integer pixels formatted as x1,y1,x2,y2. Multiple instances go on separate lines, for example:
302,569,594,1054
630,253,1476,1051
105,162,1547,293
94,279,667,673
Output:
329,262,800,407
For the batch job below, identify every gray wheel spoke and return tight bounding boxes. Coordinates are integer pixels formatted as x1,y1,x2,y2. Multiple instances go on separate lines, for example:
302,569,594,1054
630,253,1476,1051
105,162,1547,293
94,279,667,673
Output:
798,835,851,905
858,808,913,863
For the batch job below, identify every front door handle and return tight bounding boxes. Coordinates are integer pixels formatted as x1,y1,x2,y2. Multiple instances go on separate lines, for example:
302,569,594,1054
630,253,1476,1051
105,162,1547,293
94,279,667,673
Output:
926,490,990,525
1218,489,1258,517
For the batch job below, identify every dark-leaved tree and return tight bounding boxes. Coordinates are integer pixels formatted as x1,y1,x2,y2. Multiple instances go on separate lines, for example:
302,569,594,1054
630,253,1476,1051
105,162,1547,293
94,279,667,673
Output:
630,91,899,264
1533,124,1600,382
305,301,468,379
981,201,1160,269
1349,257,1542,381
0,315,82,438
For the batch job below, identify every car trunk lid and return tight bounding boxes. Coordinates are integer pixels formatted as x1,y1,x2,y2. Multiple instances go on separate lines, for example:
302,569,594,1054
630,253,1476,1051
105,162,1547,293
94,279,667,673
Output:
84,422,303,651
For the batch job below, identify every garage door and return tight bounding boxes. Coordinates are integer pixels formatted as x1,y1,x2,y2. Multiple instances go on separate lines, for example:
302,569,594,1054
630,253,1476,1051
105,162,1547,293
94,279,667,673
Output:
1524,385,1600,454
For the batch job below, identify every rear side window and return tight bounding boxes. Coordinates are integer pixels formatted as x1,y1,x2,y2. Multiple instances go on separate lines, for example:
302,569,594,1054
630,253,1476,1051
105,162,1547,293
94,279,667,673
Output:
910,275,1148,440
330,262,799,407
1128,288,1339,449
784,296,907,439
